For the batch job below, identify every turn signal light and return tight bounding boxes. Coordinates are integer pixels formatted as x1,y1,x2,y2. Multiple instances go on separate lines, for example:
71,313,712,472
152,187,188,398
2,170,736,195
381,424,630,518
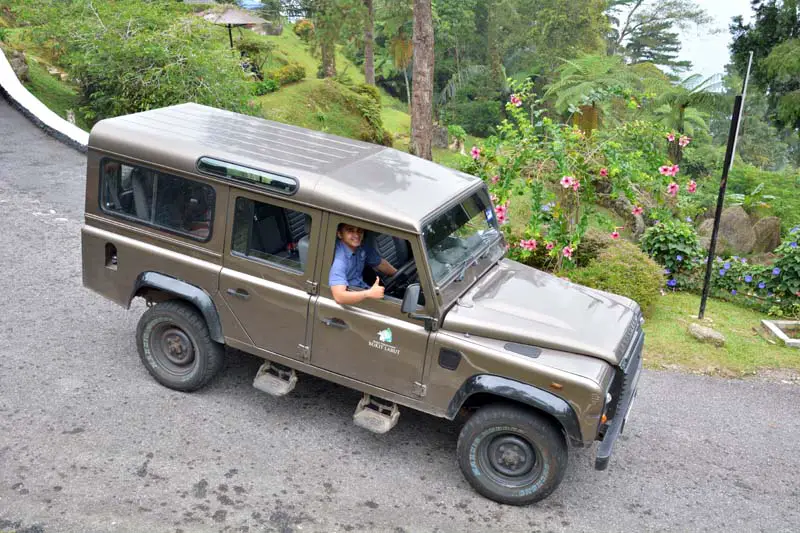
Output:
601,414,608,424
549,382,563,390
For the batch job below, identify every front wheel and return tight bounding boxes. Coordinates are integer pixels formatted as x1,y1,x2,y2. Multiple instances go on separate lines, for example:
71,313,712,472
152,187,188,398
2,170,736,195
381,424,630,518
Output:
136,300,224,392
456,404,567,505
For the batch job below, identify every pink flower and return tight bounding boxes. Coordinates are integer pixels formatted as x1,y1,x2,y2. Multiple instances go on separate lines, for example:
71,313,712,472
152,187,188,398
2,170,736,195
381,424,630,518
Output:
518,239,537,251
610,231,620,239
659,165,672,176
572,180,581,192
667,182,679,197
510,94,522,107
599,168,608,177
545,242,555,250
632,206,644,216
562,246,574,259
560,175,574,188
470,146,481,160
678,135,691,148
490,175,500,184
670,164,680,176
666,132,675,142
687,180,697,193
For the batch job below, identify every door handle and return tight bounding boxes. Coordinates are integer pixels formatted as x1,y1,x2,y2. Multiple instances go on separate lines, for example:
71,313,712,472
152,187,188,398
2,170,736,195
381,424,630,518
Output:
226,288,250,300
321,317,348,329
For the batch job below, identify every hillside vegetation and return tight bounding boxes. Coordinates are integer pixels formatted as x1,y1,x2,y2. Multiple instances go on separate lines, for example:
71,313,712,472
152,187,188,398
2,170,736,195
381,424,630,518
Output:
0,3,410,146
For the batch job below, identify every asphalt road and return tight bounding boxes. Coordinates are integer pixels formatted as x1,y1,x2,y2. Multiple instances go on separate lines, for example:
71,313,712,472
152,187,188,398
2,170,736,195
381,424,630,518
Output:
1,98,799,533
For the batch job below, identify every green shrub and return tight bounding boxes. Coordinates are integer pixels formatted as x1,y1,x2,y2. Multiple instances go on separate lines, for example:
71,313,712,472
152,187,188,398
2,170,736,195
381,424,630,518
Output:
446,99,503,137
350,83,380,106
572,228,614,267
772,234,800,301
447,124,467,143
0,28,8,42
640,220,702,279
340,83,391,146
293,18,314,42
254,78,279,95
267,62,305,85
569,240,664,317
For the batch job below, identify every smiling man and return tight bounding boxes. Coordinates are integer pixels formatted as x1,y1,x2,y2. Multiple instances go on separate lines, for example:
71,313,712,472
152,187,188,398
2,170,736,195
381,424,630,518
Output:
329,223,397,305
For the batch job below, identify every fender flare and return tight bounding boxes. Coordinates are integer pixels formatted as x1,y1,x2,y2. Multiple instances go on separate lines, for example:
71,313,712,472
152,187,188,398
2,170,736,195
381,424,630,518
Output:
129,272,224,343
446,374,584,446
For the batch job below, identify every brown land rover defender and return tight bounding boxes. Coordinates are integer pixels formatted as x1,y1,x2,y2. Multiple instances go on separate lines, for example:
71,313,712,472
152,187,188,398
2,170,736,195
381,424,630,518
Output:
82,103,643,505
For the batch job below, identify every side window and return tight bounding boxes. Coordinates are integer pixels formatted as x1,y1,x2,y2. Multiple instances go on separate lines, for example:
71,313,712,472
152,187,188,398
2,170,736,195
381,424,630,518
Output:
100,159,215,241
231,197,311,273
329,223,423,305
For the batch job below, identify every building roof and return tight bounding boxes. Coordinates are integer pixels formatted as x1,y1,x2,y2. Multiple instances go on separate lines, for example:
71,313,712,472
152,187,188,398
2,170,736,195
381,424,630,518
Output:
88,103,481,232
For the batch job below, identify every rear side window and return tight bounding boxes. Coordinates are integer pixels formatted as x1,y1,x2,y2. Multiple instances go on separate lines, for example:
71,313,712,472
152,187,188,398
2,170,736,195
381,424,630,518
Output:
231,197,311,273
100,159,215,241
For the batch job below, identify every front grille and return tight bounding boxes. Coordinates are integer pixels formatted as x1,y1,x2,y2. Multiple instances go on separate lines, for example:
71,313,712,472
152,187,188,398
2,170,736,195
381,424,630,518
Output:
607,327,643,420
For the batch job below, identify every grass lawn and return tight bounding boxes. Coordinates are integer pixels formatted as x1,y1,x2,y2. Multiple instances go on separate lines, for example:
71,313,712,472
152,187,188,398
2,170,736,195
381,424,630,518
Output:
642,291,800,376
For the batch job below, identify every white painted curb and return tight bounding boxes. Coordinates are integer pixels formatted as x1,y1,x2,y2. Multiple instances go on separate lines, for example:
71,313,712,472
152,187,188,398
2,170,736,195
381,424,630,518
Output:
0,47,89,152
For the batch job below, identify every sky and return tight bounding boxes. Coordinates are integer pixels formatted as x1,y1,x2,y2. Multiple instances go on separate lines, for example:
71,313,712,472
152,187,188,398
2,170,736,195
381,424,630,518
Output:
677,0,754,79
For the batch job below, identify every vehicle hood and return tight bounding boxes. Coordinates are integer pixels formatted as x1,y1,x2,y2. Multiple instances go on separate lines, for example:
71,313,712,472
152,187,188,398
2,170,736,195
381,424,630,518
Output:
442,259,640,365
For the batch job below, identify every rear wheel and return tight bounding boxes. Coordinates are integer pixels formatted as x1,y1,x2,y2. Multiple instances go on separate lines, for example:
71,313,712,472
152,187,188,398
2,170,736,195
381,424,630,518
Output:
456,404,567,505
136,301,224,392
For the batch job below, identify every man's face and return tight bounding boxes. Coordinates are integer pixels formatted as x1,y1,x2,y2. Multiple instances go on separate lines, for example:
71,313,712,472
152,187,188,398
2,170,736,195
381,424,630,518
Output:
338,224,364,249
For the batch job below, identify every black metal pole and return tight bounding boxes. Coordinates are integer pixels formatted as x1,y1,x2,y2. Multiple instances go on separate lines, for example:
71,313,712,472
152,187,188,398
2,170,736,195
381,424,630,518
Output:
698,52,753,319
228,24,233,48
698,95,743,318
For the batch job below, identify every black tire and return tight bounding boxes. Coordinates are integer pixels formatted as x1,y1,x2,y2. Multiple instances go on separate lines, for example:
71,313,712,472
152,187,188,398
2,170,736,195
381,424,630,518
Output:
456,404,568,505
136,300,224,392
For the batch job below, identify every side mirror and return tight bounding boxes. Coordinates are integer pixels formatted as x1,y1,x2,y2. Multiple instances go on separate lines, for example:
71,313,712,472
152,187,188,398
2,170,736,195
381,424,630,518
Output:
401,283,421,314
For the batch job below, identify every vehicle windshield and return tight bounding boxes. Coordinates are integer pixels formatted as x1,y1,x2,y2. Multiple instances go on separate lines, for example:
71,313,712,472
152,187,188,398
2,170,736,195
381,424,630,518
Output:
423,190,500,285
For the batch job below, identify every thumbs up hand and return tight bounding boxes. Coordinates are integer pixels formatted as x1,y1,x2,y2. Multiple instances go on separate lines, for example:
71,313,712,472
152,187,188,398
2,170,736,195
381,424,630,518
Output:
367,277,385,299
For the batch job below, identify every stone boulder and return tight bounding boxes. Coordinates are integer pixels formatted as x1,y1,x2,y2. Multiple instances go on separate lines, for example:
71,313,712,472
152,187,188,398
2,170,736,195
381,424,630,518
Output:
752,216,782,253
432,126,449,149
9,50,28,82
697,206,756,255
688,323,725,347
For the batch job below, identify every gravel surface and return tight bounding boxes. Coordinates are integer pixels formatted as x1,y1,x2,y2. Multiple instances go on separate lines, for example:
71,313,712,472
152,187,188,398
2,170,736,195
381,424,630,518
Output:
1,99,799,533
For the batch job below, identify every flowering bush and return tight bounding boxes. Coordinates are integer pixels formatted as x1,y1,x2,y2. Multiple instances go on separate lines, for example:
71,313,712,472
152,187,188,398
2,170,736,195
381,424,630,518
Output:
293,19,315,42
460,81,590,271
640,220,702,283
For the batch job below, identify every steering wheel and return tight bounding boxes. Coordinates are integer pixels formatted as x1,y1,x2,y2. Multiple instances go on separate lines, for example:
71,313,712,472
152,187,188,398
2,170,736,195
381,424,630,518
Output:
382,259,416,294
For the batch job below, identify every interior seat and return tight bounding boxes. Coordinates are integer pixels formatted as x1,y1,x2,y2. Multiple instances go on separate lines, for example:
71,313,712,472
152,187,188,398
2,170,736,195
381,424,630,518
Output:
297,215,312,270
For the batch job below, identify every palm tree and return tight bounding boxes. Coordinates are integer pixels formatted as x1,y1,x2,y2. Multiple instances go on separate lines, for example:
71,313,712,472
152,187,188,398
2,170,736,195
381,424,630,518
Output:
650,73,728,162
544,54,641,133
410,0,434,160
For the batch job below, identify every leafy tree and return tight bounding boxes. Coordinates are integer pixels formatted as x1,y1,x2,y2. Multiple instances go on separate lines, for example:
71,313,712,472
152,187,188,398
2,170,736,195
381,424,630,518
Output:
649,73,728,162
506,0,608,79
730,0,800,135
606,0,711,70
624,20,691,71
543,54,640,132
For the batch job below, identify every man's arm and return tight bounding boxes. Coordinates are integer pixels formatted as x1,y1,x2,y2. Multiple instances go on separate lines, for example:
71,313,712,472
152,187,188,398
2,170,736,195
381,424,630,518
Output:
331,279,384,305
375,258,397,277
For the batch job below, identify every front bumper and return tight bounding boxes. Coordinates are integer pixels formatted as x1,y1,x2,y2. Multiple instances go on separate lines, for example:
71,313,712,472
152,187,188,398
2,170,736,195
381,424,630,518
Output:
594,330,644,470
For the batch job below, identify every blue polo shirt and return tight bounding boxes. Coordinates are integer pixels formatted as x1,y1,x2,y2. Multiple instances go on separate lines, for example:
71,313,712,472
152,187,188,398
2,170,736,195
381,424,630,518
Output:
329,239,381,289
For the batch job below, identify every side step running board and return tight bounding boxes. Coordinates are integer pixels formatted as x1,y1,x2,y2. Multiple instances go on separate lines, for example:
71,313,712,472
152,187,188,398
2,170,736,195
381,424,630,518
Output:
353,394,400,434
253,361,297,397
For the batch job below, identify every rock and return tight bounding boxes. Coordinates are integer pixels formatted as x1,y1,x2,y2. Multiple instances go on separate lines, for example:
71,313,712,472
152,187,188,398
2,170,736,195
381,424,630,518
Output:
688,323,726,347
432,126,449,149
9,51,28,82
697,206,756,255
752,216,782,253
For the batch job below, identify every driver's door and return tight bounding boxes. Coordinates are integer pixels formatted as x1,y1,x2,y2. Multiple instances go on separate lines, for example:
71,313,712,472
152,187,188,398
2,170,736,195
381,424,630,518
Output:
309,216,435,397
